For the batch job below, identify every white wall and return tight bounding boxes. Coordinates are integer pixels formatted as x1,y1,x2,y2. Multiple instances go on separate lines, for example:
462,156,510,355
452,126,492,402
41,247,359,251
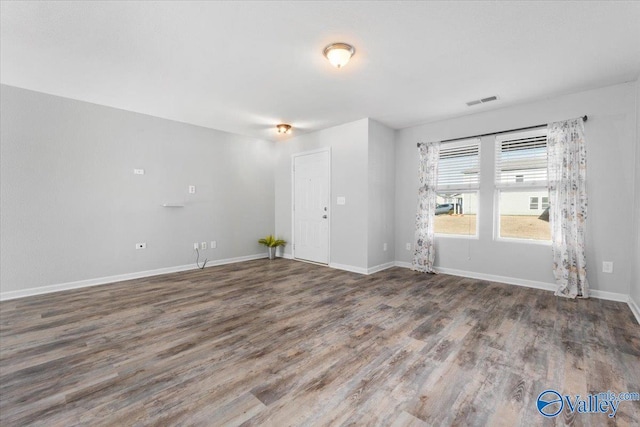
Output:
395,82,637,295
274,118,395,272
367,119,395,269
631,79,640,307
3,81,638,302
274,119,369,270
0,85,275,295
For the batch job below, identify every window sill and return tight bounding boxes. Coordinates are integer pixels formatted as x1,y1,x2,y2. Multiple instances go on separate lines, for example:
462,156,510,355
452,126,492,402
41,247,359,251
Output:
435,234,479,240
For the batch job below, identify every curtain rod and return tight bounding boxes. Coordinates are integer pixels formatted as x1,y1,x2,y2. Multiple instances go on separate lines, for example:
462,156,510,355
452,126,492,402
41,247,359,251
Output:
417,115,588,147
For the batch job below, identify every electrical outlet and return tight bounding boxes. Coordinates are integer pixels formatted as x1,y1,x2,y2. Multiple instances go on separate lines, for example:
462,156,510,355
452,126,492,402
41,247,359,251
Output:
602,261,613,273
211,241,217,249
383,243,387,251
133,169,144,175
188,185,196,194
200,242,207,250
193,243,199,250
406,243,411,251
135,242,146,249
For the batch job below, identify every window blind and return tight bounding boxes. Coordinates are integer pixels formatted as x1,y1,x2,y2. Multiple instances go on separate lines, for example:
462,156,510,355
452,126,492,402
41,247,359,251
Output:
437,139,480,190
495,130,548,188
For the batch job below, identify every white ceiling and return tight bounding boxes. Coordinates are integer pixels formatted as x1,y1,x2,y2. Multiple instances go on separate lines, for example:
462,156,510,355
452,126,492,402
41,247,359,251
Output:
2,1,639,141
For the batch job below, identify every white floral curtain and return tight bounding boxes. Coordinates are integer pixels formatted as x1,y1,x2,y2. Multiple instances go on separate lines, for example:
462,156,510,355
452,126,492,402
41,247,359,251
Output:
547,118,589,298
412,142,440,273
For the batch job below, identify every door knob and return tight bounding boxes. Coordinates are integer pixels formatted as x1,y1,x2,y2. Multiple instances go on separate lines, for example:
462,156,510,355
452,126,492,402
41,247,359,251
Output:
322,215,327,219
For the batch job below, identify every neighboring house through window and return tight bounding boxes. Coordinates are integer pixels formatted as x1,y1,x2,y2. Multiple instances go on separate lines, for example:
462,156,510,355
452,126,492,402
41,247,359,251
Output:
495,129,551,241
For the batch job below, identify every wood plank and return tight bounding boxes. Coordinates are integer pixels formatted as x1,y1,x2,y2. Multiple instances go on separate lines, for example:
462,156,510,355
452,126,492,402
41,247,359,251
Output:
0,259,638,426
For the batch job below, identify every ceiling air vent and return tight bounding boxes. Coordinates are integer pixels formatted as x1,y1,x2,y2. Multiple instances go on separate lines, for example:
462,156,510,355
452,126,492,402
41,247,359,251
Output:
466,95,498,107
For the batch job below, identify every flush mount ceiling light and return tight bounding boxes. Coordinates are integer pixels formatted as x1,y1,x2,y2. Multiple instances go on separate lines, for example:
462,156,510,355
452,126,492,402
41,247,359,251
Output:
276,124,292,134
323,43,355,68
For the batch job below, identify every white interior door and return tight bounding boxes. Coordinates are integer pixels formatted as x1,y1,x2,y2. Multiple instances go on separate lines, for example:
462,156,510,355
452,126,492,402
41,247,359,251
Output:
293,150,329,264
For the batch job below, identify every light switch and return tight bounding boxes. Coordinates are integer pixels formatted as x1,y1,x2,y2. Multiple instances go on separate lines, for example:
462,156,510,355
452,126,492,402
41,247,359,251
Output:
188,185,196,194
337,196,346,205
602,261,613,273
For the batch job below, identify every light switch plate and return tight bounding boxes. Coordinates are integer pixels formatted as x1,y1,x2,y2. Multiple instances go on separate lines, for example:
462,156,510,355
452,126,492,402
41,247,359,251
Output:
337,196,346,205
602,261,613,273
188,185,196,194
134,169,144,175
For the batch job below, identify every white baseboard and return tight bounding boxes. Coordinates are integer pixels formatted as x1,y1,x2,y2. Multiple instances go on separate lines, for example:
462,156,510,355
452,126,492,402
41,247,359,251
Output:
0,253,268,301
394,261,412,269
628,295,640,325
328,262,368,275
5,254,635,313
434,266,557,293
393,262,629,303
367,261,396,275
328,261,396,275
589,289,628,302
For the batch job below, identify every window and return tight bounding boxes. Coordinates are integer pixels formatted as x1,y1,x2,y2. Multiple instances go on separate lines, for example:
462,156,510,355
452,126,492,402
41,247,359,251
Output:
541,197,549,209
435,139,480,236
495,130,550,241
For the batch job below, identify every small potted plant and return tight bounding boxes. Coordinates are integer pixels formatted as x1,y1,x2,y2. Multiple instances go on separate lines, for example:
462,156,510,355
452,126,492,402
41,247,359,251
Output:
258,235,287,260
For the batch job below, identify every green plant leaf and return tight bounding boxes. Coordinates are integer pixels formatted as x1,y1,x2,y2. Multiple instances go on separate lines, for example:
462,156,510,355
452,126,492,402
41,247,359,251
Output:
258,235,286,247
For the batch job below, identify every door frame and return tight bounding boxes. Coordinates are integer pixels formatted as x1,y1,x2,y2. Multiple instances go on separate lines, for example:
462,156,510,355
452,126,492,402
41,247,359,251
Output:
291,147,331,264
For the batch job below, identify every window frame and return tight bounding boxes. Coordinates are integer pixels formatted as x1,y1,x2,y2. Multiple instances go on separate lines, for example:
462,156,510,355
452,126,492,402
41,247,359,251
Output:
435,138,481,239
493,187,552,245
541,196,549,209
494,128,548,189
494,128,551,244
529,196,539,210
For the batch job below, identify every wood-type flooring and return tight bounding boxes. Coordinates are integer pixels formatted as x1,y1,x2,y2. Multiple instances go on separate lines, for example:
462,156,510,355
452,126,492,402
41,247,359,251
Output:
1,259,639,426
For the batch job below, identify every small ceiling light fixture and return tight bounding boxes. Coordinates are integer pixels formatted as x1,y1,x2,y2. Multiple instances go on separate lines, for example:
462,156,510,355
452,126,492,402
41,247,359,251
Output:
323,42,355,68
276,123,292,134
